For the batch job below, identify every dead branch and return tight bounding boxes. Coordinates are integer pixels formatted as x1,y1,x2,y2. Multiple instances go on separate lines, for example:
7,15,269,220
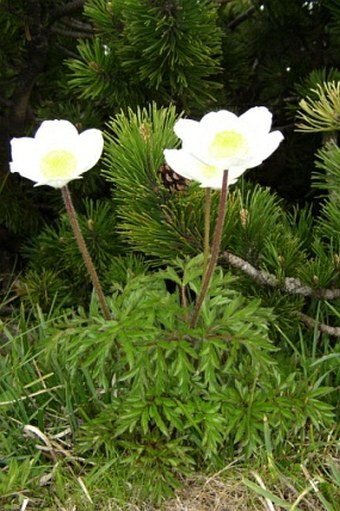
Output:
222,251,340,337
296,312,340,337
50,26,92,38
222,251,340,299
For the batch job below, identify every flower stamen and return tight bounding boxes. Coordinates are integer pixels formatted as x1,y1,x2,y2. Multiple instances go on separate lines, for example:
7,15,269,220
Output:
209,130,248,159
41,150,77,180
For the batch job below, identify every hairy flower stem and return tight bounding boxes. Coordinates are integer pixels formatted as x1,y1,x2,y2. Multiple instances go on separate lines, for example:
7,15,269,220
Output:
190,170,229,328
203,187,211,275
61,185,111,320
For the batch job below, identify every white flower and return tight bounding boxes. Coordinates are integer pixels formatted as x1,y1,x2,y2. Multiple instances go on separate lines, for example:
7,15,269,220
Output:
10,120,104,188
164,106,284,189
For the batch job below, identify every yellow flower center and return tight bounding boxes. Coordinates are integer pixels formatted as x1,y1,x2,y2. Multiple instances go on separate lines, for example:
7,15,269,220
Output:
209,130,247,160
41,150,77,179
201,163,218,178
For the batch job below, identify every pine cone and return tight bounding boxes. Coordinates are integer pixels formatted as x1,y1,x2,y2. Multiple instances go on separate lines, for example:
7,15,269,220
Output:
158,163,188,192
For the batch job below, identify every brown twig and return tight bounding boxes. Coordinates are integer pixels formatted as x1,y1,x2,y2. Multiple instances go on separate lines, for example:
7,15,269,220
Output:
50,26,92,38
222,251,340,299
62,17,92,30
227,7,256,30
295,312,340,337
222,250,340,337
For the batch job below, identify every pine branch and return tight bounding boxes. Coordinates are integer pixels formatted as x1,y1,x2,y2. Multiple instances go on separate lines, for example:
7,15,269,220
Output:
223,251,340,337
222,251,340,299
62,17,93,31
54,42,82,59
51,26,91,39
296,312,340,338
49,0,86,24
227,7,256,30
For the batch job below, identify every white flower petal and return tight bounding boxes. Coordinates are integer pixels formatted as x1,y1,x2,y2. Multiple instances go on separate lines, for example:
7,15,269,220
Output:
200,110,238,132
174,119,200,142
261,130,285,158
198,174,226,189
245,130,284,169
10,137,43,182
239,106,273,135
164,149,200,181
35,120,79,149
228,165,248,184
34,176,82,189
164,149,223,189
172,120,214,171
76,129,104,174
